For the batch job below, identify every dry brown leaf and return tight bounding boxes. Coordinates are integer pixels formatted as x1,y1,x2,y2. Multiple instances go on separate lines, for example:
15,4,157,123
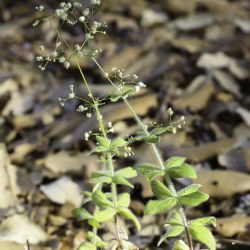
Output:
0,144,19,209
197,170,250,197
218,147,250,172
217,214,250,237
213,70,241,97
0,214,47,244
107,240,138,250
163,0,197,15
172,81,215,112
10,143,35,164
175,138,236,162
43,150,97,175
141,9,168,27
171,37,210,53
103,46,143,73
40,176,82,207
172,14,214,31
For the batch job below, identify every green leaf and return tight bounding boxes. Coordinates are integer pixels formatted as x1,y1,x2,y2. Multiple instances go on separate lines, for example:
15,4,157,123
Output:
165,211,183,226
94,207,117,222
130,134,160,144
165,156,186,168
151,180,173,199
136,163,164,181
166,163,197,179
88,218,100,228
117,207,141,231
145,198,177,215
115,167,137,179
110,137,127,149
71,208,92,221
188,223,216,250
113,175,134,188
158,226,184,246
179,191,209,207
151,126,173,136
91,190,113,208
96,136,110,148
178,184,201,197
90,172,112,185
117,193,131,208
87,232,107,248
78,242,96,250
173,240,190,250
190,217,216,227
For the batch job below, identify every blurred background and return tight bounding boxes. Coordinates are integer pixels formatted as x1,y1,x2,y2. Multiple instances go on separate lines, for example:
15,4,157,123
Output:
0,0,250,249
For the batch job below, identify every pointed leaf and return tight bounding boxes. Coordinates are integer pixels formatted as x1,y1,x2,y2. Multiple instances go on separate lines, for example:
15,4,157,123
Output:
145,198,177,215
94,207,117,222
188,224,216,250
151,180,173,199
91,190,113,208
110,137,127,149
136,164,164,181
87,232,107,248
117,193,131,208
173,240,189,250
158,226,184,246
165,156,186,168
179,191,209,207
113,175,133,188
166,163,197,179
190,217,216,227
88,218,100,228
117,207,141,231
78,242,96,250
165,211,183,226
96,136,110,148
115,167,137,179
151,126,173,136
91,172,112,185
178,184,201,197
72,208,92,221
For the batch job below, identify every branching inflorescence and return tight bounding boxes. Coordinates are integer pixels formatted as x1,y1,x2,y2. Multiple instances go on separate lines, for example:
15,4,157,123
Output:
34,1,216,250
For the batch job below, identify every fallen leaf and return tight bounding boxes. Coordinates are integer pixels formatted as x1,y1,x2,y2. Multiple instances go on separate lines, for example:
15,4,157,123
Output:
141,9,168,27
43,151,97,174
0,144,19,209
40,176,82,207
172,14,214,31
172,81,215,112
213,70,241,97
0,214,47,244
175,138,236,162
197,170,250,197
234,18,250,33
217,214,250,237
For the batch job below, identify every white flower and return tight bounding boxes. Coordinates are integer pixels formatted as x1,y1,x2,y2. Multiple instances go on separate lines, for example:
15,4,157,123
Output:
32,20,40,26
167,107,174,116
137,81,146,88
77,105,87,112
86,113,92,118
69,92,75,99
36,56,43,62
84,132,89,141
79,16,86,22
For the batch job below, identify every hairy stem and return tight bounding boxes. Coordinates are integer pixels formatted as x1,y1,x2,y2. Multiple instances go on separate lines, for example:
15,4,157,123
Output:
75,57,121,241
92,57,193,250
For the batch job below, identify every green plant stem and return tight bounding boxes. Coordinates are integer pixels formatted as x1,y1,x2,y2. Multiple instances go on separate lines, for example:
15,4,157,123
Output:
75,57,121,241
92,57,193,250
